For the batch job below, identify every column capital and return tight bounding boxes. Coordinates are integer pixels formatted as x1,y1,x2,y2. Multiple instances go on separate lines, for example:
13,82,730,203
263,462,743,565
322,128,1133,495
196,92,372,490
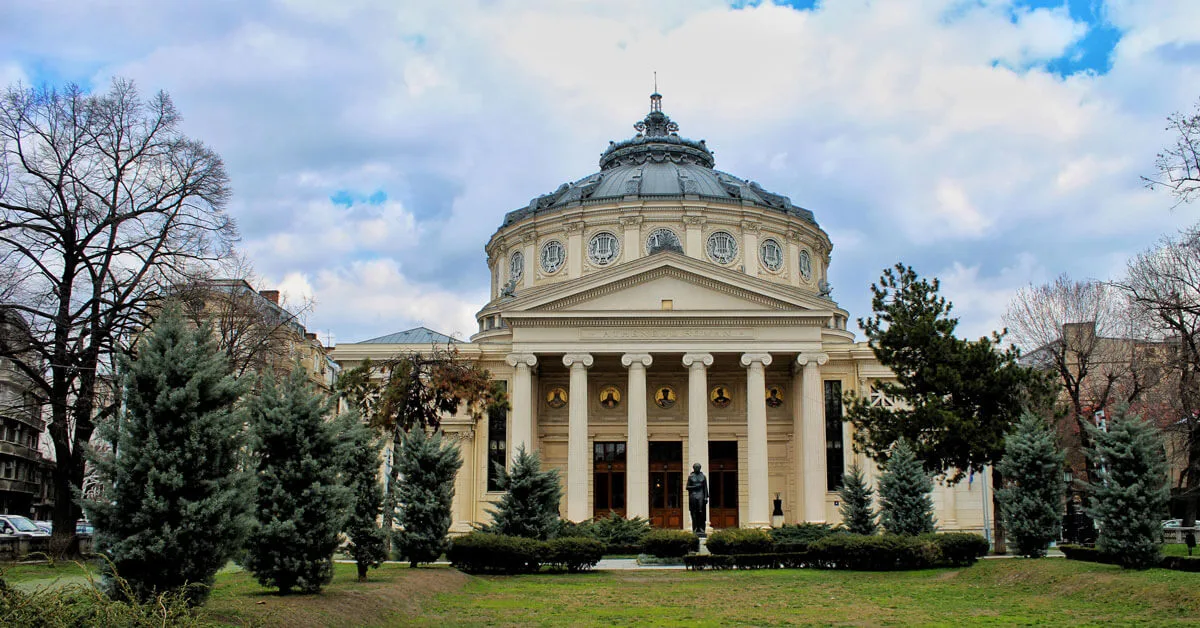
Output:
562,353,594,369
796,352,829,367
740,352,773,368
682,353,714,368
621,353,653,368
506,353,538,368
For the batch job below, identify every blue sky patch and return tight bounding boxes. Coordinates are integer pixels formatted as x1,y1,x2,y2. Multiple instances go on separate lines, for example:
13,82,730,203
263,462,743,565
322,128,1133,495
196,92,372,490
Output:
330,189,388,208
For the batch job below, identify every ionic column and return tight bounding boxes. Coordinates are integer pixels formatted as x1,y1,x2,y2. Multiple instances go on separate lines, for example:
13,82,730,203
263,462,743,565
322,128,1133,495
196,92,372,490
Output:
622,353,653,519
682,353,713,532
563,353,594,522
741,352,773,528
505,353,538,460
797,352,829,522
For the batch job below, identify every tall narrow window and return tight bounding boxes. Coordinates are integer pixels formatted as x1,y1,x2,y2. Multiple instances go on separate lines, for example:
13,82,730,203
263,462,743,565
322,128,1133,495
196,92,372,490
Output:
487,381,509,491
824,380,844,491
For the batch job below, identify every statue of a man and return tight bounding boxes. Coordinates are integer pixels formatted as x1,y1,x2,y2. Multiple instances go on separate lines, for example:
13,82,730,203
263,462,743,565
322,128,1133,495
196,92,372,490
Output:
686,463,708,535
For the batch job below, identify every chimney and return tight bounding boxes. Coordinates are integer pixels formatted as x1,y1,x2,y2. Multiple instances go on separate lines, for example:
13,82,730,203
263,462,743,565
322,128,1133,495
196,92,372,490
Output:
259,290,280,304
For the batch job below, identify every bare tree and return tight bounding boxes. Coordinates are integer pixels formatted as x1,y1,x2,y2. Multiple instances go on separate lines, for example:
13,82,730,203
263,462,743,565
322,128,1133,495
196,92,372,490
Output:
1145,99,1200,206
170,254,315,380
1119,227,1200,525
0,80,235,554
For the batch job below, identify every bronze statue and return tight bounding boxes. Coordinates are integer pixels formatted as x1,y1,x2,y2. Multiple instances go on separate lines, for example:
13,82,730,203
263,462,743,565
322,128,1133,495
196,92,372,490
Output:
686,463,708,535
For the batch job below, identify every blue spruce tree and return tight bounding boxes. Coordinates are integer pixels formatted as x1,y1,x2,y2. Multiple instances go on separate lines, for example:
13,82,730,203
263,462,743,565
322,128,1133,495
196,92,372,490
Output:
244,369,350,593
86,306,250,605
996,413,1065,558
394,428,462,566
878,440,937,535
839,462,878,535
339,414,388,581
487,445,563,540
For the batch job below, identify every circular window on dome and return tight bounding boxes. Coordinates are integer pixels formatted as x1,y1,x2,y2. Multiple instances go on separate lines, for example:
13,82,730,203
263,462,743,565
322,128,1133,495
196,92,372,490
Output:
799,249,813,280
588,232,620,266
646,227,682,254
706,231,738,265
509,250,524,283
541,240,565,274
760,238,783,272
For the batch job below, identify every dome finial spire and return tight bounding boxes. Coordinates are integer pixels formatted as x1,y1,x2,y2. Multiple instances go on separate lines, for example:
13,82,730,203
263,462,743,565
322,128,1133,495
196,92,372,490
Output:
650,72,662,113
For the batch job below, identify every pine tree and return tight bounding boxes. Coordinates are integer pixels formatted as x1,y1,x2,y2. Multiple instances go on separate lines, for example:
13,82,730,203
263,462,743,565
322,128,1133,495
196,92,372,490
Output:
339,415,388,581
1085,407,1170,569
839,462,878,535
996,413,1065,558
393,428,462,566
878,440,937,535
486,445,563,540
85,306,250,605
243,369,350,594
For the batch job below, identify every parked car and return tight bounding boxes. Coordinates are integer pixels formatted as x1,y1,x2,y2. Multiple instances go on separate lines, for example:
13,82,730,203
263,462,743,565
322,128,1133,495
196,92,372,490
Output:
76,520,94,535
0,514,51,538
33,520,52,533
1162,519,1184,529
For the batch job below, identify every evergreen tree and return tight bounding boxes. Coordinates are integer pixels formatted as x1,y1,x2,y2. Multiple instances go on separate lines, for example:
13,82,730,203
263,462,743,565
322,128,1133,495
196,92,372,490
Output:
1085,407,1170,569
878,441,937,535
996,413,1065,558
394,428,462,567
86,307,249,605
838,462,878,535
243,369,350,594
339,415,388,581
487,445,563,540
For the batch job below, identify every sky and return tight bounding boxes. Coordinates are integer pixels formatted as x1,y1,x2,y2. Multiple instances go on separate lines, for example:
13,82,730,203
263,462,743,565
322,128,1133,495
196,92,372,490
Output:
3,0,1199,346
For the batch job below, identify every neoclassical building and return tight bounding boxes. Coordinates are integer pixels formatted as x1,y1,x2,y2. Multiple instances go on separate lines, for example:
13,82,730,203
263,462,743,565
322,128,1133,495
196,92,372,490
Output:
333,94,993,533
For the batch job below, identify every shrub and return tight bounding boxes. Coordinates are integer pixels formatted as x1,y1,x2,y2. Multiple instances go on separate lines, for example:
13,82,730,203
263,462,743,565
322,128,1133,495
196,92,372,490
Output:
1085,409,1171,569
641,530,699,558
927,533,989,566
683,554,735,570
1159,556,1200,572
576,512,651,554
705,528,774,555
447,532,542,574
0,566,204,626
770,523,841,552
543,537,605,572
810,534,941,570
996,413,1065,558
485,446,563,541
1059,544,1108,563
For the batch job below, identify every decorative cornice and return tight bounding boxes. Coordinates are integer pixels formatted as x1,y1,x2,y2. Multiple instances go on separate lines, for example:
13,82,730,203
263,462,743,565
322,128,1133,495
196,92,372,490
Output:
741,220,762,233
564,221,585,234
505,315,828,328
682,216,707,227
682,353,714,368
796,352,829,367
740,353,773,367
619,216,644,227
621,353,653,368
521,231,538,243
506,353,538,368
541,266,794,312
562,353,594,368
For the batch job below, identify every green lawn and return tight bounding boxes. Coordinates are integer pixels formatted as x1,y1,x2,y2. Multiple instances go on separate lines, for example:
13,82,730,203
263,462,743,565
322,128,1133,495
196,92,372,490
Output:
5,558,1199,626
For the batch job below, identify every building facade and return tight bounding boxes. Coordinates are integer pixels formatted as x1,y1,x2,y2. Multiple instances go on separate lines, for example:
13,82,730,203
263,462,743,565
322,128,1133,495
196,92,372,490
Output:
333,95,993,533
0,310,53,519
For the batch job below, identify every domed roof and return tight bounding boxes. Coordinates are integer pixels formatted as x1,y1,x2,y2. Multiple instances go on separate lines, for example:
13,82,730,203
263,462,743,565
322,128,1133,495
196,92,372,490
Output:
502,94,816,227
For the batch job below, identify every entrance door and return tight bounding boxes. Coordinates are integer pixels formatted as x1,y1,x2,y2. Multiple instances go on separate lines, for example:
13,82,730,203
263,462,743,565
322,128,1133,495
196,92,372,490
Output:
593,442,627,518
708,441,739,529
648,441,683,529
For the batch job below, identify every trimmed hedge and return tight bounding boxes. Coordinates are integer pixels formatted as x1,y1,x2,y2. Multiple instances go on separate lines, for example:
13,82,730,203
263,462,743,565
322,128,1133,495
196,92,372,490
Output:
559,512,651,554
810,534,941,571
705,528,774,555
447,532,604,574
770,523,841,552
927,533,990,567
1060,544,1200,572
543,537,605,572
642,530,699,558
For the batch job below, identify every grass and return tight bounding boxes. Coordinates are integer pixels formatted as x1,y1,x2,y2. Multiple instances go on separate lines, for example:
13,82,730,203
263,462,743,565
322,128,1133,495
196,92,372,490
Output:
4,557,1199,626
1162,543,1196,557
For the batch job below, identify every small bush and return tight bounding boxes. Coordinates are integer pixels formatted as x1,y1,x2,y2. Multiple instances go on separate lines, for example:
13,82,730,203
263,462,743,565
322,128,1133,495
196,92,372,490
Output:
770,523,842,552
641,530,699,558
683,554,735,570
447,532,542,574
705,528,775,555
543,537,605,572
0,567,205,626
1059,544,1108,563
927,533,989,567
810,534,941,571
565,512,651,554
1159,555,1200,572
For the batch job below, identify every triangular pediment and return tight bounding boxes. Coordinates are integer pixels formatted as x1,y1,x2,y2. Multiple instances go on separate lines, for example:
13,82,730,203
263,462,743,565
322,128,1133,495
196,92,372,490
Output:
497,252,835,316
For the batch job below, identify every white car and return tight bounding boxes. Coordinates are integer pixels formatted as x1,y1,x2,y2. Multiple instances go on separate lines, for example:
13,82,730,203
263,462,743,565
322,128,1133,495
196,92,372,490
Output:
0,514,51,538
1162,519,1183,529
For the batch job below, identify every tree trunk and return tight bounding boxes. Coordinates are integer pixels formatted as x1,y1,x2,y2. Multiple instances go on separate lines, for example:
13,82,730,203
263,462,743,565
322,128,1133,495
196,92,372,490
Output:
991,467,1007,555
357,562,368,582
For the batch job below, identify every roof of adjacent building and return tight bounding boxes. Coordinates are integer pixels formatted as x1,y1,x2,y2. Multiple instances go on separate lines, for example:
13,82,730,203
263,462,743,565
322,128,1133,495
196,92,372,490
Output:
502,92,817,227
355,326,458,345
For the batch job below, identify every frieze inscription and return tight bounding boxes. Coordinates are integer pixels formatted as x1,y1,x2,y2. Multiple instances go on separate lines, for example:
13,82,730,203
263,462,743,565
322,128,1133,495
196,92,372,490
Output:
580,328,753,340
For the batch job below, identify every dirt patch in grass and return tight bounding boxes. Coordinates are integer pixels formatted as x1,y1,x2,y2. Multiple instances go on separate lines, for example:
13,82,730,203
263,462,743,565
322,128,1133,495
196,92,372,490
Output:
204,565,468,627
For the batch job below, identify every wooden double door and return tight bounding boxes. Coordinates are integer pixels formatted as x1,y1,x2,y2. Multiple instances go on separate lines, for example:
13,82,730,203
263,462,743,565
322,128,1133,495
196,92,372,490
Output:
649,442,683,529
594,440,739,530
708,441,739,529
